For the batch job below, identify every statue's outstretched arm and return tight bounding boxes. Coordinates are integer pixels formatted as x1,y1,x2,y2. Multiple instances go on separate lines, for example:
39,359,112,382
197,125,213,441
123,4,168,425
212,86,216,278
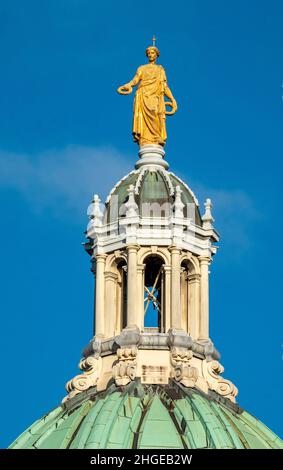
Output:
164,84,178,113
117,70,141,95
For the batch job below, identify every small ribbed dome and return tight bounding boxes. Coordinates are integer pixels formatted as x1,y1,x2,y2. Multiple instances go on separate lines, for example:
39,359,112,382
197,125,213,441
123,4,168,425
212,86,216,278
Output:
9,382,283,449
105,168,202,225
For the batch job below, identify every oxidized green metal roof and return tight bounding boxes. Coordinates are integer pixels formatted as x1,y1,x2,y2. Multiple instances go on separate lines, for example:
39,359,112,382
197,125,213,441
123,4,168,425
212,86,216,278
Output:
106,169,202,225
9,382,283,449
140,171,171,206
111,171,139,210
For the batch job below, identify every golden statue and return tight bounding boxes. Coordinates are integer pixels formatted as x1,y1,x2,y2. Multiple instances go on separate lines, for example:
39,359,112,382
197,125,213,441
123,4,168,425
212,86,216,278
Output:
117,37,177,147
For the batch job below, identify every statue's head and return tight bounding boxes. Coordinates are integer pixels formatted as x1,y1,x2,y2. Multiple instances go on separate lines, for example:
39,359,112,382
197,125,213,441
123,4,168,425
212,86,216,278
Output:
146,46,160,62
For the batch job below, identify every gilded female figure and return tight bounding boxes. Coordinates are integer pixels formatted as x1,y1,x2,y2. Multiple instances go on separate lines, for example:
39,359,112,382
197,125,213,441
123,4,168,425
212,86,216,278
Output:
117,45,177,147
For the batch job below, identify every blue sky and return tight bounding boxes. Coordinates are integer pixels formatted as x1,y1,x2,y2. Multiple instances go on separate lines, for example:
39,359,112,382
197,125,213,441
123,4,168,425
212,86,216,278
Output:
0,0,282,447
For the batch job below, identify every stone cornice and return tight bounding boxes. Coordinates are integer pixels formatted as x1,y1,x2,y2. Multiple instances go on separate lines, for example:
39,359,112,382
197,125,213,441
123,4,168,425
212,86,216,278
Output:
82,332,220,361
87,218,218,259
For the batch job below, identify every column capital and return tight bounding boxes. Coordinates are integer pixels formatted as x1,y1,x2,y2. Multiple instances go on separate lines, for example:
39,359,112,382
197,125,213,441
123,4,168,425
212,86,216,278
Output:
169,245,182,254
95,253,107,262
163,264,172,273
126,244,140,253
199,256,211,265
137,263,146,274
188,273,201,283
104,271,118,282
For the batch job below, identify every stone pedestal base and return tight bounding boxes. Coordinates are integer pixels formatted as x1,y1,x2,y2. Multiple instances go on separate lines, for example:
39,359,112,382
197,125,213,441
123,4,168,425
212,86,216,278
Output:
135,144,168,170
63,333,237,404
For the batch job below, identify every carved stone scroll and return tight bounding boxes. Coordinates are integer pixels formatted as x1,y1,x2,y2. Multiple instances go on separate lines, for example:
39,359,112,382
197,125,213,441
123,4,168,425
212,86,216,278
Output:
112,346,138,386
62,356,102,403
202,360,238,402
171,346,198,388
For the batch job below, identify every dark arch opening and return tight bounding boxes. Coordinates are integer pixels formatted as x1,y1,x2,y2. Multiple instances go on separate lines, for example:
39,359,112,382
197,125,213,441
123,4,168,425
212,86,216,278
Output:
144,255,164,332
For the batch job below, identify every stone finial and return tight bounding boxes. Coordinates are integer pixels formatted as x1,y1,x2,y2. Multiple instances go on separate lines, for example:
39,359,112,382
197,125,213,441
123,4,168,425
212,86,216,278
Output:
202,198,215,229
174,185,184,218
125,184,139,217
87,194,104,227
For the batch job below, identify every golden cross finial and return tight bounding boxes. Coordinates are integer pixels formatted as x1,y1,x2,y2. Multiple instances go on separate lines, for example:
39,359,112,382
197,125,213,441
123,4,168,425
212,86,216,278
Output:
152,35,156,47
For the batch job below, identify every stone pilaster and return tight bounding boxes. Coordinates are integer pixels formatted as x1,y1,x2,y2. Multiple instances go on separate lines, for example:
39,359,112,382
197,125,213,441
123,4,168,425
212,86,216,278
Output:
169,246,182,330
94,254,107,338
199,256,210,340
137,263,145,331
188,273,201,340
181,268,188,331
163,265,171,332
104,271,118,338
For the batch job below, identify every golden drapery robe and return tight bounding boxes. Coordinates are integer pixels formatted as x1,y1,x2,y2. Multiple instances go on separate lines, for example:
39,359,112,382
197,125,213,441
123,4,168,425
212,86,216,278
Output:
132,64,167,146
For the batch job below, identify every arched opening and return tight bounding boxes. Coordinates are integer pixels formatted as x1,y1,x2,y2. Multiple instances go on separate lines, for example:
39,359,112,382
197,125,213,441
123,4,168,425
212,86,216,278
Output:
143,255,164,332
117,259,127,331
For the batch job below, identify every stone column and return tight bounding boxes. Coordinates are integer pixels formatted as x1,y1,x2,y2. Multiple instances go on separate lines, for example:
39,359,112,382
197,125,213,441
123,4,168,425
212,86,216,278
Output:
188,273,201,339
115,275,122,335
181,269,188,331
170,246,182,330
94,254,107,338
163,265,171,332
137,264,145,331
199,256,210,340
126,244,139,328
104,271,118,338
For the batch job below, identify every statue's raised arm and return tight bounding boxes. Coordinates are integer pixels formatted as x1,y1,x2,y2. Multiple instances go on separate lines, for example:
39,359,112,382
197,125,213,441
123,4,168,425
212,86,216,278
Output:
117,69,141,95
117,40,177,147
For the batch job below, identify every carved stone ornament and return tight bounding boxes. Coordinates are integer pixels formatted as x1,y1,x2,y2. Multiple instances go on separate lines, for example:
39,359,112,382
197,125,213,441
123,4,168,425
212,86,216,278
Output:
62,356,102,403
113,346,138,386
202,360,238,403
171,347,198,388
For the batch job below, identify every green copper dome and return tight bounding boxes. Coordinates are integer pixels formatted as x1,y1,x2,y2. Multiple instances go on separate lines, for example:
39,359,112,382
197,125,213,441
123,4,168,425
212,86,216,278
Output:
9,381,283,449
105,168,202,225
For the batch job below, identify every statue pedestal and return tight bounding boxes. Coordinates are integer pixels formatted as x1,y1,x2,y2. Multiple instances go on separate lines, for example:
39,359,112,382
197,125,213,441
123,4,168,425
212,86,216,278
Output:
135,144,169,170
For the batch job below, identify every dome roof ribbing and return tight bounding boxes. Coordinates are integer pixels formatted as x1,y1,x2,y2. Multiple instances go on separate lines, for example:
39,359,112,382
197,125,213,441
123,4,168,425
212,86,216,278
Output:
105,168,202,225
9,381,283,450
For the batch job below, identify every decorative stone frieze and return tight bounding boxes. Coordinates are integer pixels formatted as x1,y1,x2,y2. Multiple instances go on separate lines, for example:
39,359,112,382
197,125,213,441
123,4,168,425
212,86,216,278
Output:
170,347,198,388
112,346,138,386
202,360,238,402
62,355,102,403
